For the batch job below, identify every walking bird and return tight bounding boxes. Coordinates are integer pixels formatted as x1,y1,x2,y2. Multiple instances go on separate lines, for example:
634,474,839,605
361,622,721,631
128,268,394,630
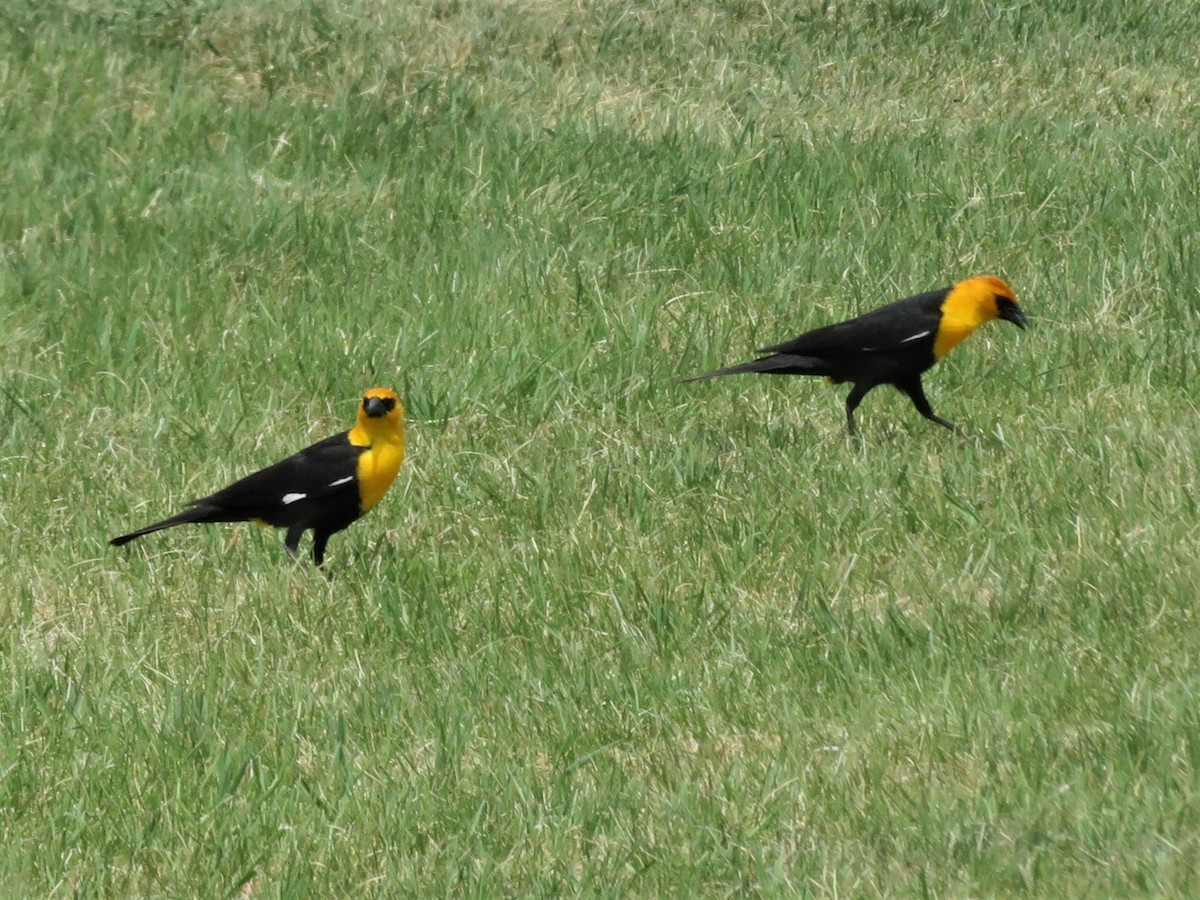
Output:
685,275,1027,435
111,388,405,565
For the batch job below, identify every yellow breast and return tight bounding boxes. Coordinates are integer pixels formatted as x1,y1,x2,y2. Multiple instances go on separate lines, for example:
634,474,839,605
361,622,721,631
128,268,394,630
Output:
355,438,405,514
932,317,978,359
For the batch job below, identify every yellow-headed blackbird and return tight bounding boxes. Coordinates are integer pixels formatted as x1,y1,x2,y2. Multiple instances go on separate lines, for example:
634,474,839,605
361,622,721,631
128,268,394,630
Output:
111,388,405,566
685,275,1027,435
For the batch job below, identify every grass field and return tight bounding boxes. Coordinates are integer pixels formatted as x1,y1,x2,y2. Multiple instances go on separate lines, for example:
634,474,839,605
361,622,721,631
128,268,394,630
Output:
3,0,1200,894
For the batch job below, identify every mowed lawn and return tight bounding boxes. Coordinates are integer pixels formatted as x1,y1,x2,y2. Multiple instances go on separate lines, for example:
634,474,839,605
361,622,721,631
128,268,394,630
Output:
3,0,1199,894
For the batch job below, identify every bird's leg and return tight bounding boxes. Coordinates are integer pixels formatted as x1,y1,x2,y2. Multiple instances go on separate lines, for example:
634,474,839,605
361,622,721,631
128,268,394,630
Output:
311,531,330,567
895,376,957,432
284,526,305,559
844,382,873,437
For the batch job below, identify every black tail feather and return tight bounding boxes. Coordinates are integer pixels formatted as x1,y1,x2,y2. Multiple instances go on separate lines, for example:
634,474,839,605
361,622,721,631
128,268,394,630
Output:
682,354,825,381
681,360,767,382
110,506,212,546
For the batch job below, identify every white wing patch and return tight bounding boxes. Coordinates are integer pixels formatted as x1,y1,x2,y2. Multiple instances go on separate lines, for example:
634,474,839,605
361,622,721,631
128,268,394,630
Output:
282,492,307,505
861,329,930,351
328,476,354,488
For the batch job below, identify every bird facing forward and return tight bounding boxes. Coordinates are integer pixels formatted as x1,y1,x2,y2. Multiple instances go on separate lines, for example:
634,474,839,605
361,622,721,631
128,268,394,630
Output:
111,388,405,566
685,275,1027,435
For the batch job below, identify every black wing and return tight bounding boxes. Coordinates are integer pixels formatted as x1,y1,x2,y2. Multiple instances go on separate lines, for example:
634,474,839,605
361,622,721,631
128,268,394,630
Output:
196,432,364,525
760,288,948,357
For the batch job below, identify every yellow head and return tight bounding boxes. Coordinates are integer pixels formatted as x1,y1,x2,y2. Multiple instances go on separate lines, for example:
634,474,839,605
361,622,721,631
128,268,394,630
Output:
348,387,406,513
933,275,1027,359
350,387,404,438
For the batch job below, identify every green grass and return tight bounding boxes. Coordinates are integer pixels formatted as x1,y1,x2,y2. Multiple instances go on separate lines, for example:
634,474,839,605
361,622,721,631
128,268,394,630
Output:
3,0,1200,894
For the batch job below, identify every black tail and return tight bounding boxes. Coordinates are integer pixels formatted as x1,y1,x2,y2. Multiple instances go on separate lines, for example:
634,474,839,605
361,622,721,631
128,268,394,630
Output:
110,506,211,547
681,360,767,382
682,354,824,382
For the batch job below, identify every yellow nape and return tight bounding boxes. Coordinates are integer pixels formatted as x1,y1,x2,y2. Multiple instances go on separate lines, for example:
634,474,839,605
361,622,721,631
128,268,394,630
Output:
348,387,406,514
933,275,1017,359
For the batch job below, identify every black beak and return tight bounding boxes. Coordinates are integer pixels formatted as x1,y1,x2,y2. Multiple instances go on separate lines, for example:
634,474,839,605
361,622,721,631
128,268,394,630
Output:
1000,302,1028,330
364,396,388,418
